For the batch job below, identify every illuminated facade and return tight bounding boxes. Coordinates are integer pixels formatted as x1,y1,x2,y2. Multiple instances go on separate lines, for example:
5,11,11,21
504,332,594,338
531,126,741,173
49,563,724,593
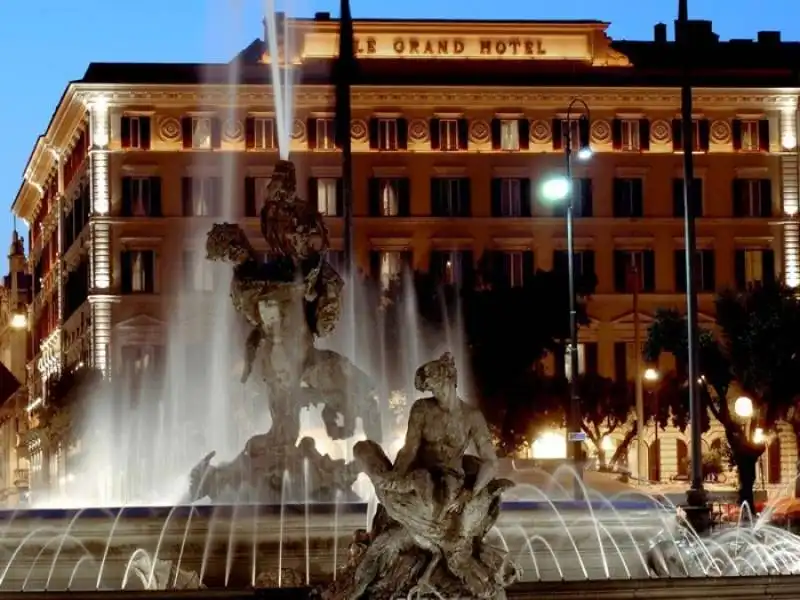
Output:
9,15,800,491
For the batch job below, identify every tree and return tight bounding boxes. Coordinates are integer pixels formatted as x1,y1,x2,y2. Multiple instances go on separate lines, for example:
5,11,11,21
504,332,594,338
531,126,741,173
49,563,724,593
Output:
644,282,800,510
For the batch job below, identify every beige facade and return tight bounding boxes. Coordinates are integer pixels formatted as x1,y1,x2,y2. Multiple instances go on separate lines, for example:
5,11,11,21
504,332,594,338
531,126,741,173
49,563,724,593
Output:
8,16,800,496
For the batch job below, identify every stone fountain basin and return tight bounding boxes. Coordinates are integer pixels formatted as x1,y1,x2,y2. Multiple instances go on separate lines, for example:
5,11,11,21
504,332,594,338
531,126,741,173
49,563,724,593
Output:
0,500,672,591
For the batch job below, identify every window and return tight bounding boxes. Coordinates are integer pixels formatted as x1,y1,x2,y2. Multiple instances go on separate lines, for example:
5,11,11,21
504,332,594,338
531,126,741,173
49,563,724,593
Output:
121,250,155,294
735,248,776,290
500,179,522,216
551,178,593,218
317,178,339,216
121,177,161,217
252,117,275,150
439,119,460,151
553,250,596,284
121,345,163,378
500,120,520,151
672,118,709,152
612,178,644,217
672,178,703,217
377,119,398,150
740,120,760,152
191,117,212,149
316,118,336,150
614,250,655,292
734,179,772,217
675,249,715,293
121,115,151,150
183,250,213,292
744,250,763,284
614,341,628,382
378,251,404,291
183,177,221,217
431,250,472,286
379,180,400,216
431,178,470,216
506,252,525,288
620,119,640,151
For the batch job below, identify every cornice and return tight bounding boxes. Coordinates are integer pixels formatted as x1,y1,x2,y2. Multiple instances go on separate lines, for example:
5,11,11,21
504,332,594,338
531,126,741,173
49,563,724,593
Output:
72,84,800,112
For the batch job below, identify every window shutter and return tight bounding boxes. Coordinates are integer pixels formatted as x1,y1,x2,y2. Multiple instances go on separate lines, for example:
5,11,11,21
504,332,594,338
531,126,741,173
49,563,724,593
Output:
611,118,623,150
397,118,408,150
703,250,716,291
429,250,445,281
553,250,568,274
335,179,344,217
759,119,771,152
460,250,475,289
671,119,683,152
522,251,535,282
244,177,256,217
490,119,501,150
674,250,687,292
430,179,441,216
613,342,627,382
734,250,746,290
632,180,644,217
307,177,319,213
144,251,156,293
398,178,411,217
210,118,222,149
732,179,745,217
368,118,379,150
520,178,532,217
140,117,152,150
643,251,656,292
584,343,599,375
457,119,469,150
181,177,193,216
429,118,441,150
459,178,471,216
121,116,131,149
612,179,623,217
760,179,773,217
698,119,710,152
121,177,133,216
368,178,380,216
245,117,256,149
518,119,530,150
731,119,742,151
181,117,193,149
639,119,650,151
306,118,318,149
369,251,381,280
763,249,776,282
120,251,132,294
582,251,596,289
149,177,162,216
613,251,627,292
579,178,593,217
490,178,502,216
552,119,563,151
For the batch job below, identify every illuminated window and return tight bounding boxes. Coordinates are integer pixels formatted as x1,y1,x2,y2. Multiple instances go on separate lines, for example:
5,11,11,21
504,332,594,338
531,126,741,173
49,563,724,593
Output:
500,119,519,151
191,117,212,149
740,120,760,152
121,250,155,294
744,250,764,284
316,118,336,150
379,180,400,216
317,178,339,216
505,252,525,288
183,250,214,292
253,117,276,150
129,178,152,216
379,251,404,291
439,119,460,151
186,177,221,217
620,119,641,151
377,119,398,150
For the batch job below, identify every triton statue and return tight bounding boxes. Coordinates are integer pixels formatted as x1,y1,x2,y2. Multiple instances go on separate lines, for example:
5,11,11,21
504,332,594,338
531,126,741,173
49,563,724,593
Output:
189,159,380,502
322,353,521,599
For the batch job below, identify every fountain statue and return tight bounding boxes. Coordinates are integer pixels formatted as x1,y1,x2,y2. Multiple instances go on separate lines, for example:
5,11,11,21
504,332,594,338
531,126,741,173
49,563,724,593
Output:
190,159,381,502
321,352,521,599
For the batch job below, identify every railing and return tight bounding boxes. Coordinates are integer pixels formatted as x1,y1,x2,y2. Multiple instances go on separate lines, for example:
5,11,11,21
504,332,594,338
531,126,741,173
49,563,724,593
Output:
13,468,29,489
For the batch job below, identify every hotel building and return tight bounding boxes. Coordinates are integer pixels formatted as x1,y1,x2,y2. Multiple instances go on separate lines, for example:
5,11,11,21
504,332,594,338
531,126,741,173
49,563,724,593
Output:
8,15,800,494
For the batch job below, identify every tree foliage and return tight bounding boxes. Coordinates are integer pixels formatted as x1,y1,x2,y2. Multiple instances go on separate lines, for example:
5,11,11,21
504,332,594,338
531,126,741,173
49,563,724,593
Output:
644,281,800,508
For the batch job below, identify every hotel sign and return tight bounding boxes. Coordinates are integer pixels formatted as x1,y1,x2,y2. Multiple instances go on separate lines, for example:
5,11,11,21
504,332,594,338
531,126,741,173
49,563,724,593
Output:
355,36,548,57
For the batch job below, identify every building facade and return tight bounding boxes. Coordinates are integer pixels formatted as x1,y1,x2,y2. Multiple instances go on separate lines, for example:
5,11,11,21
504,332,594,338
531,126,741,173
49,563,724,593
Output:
8,15,800,494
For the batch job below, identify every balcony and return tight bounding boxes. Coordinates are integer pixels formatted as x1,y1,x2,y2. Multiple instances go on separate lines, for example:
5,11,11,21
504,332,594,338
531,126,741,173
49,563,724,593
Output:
13,469,29,490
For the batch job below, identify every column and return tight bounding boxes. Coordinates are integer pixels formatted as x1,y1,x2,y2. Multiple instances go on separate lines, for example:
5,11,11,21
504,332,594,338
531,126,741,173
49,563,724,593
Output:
88,98,112,375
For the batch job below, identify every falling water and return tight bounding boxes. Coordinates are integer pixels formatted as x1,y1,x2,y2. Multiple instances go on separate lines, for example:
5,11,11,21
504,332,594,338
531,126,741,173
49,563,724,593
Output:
264,1,294,158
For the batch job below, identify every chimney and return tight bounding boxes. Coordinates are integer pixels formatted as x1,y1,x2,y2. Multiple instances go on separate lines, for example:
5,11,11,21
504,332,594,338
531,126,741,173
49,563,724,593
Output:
315,12,331,20
758,31,781,44
654,23,667,43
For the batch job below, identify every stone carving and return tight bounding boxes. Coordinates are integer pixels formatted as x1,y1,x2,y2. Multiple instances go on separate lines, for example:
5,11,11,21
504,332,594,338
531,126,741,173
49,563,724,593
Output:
290,118,306,141
254,568,305,588
530,119,552,144
470,119,491,144
157,117,182,142
591,119,612,144
710,119,732,145
126,553,203,590
321,353,520,599
350,119,368,143
408,119,429,143
193,159,381,503
650,119,672,145
222,118,244,143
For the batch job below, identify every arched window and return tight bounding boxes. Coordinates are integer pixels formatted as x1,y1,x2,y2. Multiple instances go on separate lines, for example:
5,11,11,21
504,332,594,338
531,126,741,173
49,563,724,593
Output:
677,439,689,478
649,439,661,482
767,436,782,485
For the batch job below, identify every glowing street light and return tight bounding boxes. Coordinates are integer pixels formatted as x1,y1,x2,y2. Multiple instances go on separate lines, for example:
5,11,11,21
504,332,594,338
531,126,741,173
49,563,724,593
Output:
9,312,27,330
734,395,754,419
643,367,660,382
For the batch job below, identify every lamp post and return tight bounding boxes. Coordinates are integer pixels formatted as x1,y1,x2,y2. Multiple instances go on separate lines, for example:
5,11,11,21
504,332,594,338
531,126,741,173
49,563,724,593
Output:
542,99,592,497
642,367,660,481
335,0,356,274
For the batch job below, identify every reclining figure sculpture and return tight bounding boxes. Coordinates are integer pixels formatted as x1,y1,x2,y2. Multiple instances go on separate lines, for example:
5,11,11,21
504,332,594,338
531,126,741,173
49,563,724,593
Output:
189,160,380,502
323,352,521,599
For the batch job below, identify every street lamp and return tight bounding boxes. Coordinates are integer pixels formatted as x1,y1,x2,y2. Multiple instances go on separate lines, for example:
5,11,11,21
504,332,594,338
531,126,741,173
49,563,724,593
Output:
9,311,27,330
734,395,754,419
644,367,660,382
542,98,592,498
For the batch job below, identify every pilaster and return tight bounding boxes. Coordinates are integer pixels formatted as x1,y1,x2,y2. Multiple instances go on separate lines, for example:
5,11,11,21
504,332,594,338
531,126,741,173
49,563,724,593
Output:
780,106,800,287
